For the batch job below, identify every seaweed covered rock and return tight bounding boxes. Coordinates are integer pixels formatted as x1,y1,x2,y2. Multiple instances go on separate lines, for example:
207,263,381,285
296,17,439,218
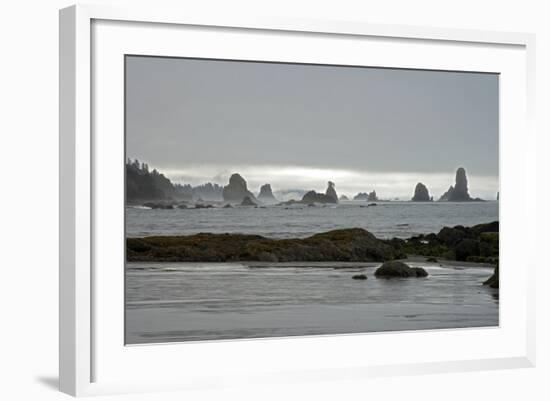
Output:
454,238,480,261
127,228,399,263
396,221,499,263
374,261,428,278
352,274,367,280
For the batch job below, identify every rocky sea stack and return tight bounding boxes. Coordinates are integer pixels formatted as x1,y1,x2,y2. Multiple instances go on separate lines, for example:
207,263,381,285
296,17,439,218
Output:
367,190,379,202
222,173,256,203
438,167,481,201
325,181,338,203
301,181,339,204
411,182,432,202
257,184,277,204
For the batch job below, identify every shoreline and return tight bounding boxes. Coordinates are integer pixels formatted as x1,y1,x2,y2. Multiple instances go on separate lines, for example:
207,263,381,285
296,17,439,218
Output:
127,258,495,270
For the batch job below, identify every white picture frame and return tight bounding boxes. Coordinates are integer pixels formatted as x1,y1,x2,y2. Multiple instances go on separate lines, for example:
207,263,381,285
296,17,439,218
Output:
59,4,536,397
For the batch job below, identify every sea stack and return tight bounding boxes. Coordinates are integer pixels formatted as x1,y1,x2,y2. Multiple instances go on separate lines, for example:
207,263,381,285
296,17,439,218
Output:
222,173,256,203
257,184,277,204
411,183,431,202
367,190,379,202
325,181,339,203
438,167,474,201
300,181,339,204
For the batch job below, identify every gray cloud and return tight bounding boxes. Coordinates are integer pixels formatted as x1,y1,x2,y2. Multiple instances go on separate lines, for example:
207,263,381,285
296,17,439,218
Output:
126,56,498,198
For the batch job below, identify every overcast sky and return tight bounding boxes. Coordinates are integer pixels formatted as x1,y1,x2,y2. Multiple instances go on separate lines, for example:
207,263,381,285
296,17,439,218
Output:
126,56,499,199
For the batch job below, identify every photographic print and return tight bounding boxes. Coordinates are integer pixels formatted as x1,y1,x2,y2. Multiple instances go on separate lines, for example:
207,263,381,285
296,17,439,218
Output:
124,56,499,344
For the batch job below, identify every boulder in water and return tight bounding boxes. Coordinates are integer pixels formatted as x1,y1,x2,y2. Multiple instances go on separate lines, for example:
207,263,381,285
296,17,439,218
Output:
374,261,428,278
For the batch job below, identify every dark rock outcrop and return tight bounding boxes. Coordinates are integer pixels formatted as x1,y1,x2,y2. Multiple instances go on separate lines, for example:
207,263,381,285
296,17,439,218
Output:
257,184,277,204
411,183,431,202
393,221,499,264
127,228,400,263
325,181,339,203
354,192,369,200
352,274,367,280
240,196,257,206
222,173,256,203
301,182,338,204
374,261,428,278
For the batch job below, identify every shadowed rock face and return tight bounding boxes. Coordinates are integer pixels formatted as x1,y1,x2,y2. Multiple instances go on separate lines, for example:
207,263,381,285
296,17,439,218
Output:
240,196,256,206
257,184,277,204
439,185,454,201
412,183,431,202
391,221,499,264
325,181,338,203
222,173,256,203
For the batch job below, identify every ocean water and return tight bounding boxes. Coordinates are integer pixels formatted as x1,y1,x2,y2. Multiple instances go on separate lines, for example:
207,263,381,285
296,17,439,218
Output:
126,200,499,239
125,201,499,344
125,261,499,344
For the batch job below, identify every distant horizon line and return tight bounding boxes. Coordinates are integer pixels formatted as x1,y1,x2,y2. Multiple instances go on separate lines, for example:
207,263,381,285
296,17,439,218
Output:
126,158,499,200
